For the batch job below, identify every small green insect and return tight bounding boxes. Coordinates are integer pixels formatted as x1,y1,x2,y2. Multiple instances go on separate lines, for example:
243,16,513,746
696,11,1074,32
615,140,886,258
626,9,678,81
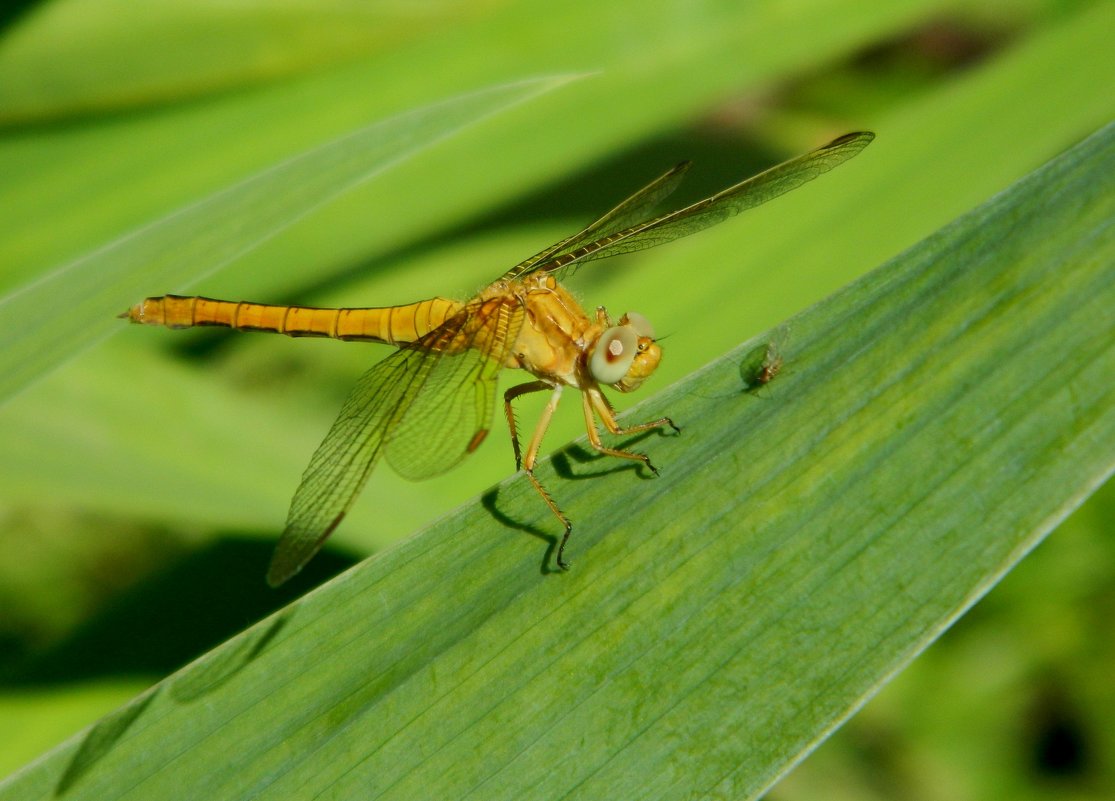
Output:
739,339,784,393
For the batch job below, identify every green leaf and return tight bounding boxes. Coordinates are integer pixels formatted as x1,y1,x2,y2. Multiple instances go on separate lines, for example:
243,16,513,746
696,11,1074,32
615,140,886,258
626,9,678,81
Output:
0,75,575,405
3,112,1109,800
3,0,1113,784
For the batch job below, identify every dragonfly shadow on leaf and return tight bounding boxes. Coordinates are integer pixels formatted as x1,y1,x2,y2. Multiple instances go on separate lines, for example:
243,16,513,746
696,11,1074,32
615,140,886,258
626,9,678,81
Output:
551,426,677,482
483,424,677,573
480,488,562,575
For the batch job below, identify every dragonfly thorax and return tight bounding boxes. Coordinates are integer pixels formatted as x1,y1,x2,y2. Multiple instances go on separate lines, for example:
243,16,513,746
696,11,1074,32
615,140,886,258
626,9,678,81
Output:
505,275,661,394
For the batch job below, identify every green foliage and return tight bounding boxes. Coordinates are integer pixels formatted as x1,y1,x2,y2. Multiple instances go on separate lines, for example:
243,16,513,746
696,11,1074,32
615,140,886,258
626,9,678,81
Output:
1,0,1113,796
3,107,1110,801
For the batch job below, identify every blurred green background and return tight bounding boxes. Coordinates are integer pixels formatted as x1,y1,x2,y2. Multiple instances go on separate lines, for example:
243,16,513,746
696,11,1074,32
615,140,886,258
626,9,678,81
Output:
0,0,1111,796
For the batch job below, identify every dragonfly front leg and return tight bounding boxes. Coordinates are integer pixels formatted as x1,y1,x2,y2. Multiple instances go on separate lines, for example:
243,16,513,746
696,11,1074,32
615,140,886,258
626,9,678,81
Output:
583,388,680,475
505,382,574,569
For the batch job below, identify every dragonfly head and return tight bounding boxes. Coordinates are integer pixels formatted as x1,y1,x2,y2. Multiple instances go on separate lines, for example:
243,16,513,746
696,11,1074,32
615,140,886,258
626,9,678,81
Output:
589,312,661,393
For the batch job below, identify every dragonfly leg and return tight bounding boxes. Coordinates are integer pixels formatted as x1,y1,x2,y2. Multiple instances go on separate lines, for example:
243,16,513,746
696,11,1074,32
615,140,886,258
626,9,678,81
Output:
525,471,573,570
583,389,679,475
591,388,680,436
515,385,574,570
504,380,552,470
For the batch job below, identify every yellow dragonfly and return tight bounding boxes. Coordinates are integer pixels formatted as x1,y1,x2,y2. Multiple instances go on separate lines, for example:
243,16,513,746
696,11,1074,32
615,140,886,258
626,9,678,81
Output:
123,131,873,585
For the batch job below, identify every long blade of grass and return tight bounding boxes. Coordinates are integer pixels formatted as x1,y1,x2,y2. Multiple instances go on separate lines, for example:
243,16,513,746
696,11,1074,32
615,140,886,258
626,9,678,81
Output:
0,75,575,405
2,114,1110,799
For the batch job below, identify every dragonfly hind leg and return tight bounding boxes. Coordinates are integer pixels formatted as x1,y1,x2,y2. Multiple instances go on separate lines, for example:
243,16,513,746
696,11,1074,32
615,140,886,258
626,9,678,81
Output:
504,381,575,569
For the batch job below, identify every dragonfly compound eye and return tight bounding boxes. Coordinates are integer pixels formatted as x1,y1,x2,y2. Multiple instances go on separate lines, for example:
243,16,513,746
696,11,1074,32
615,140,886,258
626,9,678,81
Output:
590,325,639,385
590,313,662,392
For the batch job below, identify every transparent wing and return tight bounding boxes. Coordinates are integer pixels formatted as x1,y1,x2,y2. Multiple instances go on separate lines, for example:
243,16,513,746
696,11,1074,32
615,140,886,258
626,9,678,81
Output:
266,346,434,586
529,131,874,276
385,299,522,478
501,161,692,280
265,299,518,586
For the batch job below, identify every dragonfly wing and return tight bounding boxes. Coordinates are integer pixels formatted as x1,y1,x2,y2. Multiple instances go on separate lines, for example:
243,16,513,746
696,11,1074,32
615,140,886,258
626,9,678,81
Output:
502,161,692,280
267,298,523,585
385,298,523,478
535,131,874,273
266,339,445,587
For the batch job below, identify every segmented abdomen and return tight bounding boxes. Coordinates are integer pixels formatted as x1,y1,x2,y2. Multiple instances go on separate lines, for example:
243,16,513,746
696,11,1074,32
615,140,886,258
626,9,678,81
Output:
122,294,463,345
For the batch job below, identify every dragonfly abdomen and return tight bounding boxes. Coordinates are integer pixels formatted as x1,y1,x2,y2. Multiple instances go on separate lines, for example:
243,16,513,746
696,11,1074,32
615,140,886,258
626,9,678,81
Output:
121,295,462,344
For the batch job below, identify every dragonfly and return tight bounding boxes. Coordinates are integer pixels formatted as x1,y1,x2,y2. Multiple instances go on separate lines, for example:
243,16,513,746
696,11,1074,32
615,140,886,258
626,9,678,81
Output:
122,130,873,585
